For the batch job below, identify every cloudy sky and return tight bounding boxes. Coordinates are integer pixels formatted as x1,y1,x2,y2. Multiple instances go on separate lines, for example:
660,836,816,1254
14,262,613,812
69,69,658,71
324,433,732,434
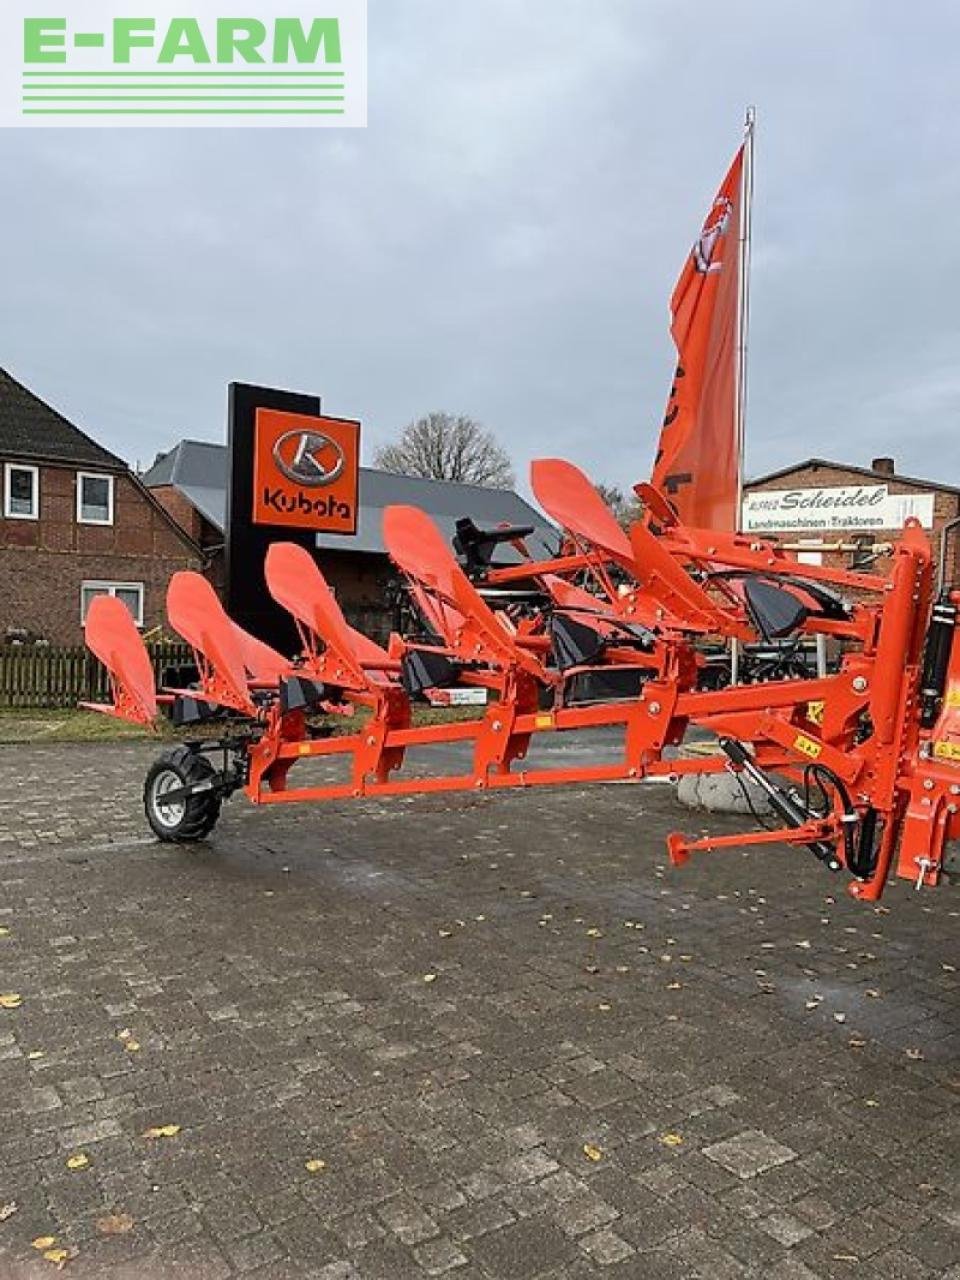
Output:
3,0,959,497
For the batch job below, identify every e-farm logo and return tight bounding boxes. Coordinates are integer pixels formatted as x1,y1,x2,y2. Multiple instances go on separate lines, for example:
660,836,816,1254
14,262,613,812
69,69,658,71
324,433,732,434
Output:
0,0,366,127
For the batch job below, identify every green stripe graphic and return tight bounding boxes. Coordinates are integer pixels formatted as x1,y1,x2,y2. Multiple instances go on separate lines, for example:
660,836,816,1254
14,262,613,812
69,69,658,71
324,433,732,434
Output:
22,70,344,77
23,95,345,101
23,108,345,114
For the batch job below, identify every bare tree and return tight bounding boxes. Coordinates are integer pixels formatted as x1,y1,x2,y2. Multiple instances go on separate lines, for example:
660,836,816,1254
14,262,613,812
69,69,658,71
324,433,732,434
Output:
374,413,515,488
596,482,642,532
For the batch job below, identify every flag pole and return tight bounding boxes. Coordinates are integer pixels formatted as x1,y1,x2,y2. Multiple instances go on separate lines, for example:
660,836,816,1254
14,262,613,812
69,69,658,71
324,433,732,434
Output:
731,107,755,687
734,106,755,534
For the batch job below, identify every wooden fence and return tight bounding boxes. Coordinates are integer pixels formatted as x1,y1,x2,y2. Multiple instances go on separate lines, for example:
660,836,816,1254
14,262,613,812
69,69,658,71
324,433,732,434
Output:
0,606,393,711
0,643,191,710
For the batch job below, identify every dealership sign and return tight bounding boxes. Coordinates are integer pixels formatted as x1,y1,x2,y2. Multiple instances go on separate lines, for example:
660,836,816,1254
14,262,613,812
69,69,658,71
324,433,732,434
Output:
0,0,366,127
742,484,935,534
253,407,359,532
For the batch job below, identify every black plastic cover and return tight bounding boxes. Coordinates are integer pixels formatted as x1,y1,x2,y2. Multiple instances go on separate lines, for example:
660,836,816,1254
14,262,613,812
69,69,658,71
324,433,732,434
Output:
743,578,809,641
401,649,459,698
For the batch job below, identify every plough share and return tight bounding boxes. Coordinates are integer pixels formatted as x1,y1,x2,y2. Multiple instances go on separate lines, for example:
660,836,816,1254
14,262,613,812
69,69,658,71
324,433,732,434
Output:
84,459,960,902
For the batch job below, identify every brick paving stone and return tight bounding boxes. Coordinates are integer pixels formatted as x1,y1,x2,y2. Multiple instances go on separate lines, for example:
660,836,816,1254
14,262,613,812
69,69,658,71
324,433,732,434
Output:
0,739,957,1279
703,1129,799,1179
758,1212,815,1247
413,1235,470,1275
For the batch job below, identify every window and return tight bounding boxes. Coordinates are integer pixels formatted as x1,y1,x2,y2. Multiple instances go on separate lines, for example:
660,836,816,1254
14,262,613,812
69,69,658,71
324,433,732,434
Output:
3,463,39,520
80,581,144,627
77,472,114,525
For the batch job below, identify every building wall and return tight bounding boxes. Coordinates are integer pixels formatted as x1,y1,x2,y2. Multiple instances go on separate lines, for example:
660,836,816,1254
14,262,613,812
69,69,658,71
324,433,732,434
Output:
0,465,201,643
744,461,960,586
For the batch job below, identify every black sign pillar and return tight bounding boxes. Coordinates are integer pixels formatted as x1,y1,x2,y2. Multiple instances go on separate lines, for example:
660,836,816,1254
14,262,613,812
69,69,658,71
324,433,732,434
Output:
224,382,321,651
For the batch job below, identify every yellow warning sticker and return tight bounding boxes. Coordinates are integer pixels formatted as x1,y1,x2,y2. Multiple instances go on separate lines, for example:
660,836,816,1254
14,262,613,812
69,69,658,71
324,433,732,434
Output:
793,733,823,760
806,700,825,726
534,713,555,731
945,688,960,709
933,740,960,761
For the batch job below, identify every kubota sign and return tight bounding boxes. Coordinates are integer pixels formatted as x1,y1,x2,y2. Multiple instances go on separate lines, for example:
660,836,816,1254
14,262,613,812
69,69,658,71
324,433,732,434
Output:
252,407,359,532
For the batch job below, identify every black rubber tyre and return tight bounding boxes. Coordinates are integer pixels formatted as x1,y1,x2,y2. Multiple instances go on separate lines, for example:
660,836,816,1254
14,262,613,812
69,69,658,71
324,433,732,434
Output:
143,747,222,843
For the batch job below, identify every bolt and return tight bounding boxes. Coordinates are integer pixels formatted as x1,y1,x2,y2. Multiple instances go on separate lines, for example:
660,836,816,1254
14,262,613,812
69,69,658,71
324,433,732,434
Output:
852,676,868,693
923,778,935,791
492,720,502,732
951,785,960,796
649,701,661,715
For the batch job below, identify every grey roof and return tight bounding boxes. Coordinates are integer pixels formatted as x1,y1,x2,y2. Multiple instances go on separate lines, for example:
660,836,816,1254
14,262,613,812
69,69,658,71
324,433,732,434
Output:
0,367,127,470
142,440,558,560
747,457,960,496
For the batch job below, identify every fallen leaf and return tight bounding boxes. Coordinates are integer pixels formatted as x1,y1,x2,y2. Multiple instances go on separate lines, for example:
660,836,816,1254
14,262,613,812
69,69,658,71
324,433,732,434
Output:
598,1003,611,1012
32,1237,57,1251
586,928,603,938
27,1051,44,1060
941,963,956,973
96,1214,133,1236
795,940,812,950
0,993,22,1010
0,927,9,937
304,1159,327,1173
865,989,881,999
865,1099,880,1108
438,930,452,939
124,1041,141,1053
834,1013,847,1024
116,1029,132,1041
582,1143,603,1162
142,1124,180,1140
667,982,683,991
0,1202,17,1221
422,974,437,984
42,1247,70,1267
65,1154,89,1170
849,1037,867,1049
905,1048,924,1061
660,1133,684,1147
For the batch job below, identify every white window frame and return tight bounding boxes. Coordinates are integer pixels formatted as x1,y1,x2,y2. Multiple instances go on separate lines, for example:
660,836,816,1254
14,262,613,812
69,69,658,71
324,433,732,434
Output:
76,471,115,526
80,581,144,627
3,462,39,520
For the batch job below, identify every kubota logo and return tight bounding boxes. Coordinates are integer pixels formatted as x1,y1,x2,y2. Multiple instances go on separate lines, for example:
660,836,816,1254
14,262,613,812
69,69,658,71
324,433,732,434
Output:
272,429,345,487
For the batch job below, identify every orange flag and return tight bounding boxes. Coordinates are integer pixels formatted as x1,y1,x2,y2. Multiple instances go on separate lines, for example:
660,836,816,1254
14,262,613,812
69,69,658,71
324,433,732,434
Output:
651,145,744,530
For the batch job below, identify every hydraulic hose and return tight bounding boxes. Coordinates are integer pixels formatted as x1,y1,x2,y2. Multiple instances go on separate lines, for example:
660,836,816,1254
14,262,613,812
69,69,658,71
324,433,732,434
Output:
719,738,841,870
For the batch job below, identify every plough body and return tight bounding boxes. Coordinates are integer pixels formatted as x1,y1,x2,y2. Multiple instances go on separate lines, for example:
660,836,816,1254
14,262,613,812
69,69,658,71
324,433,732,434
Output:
83,458,960,902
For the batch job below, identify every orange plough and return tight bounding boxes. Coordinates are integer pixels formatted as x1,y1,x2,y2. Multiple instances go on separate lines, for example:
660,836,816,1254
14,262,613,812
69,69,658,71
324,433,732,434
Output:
83,457,960,902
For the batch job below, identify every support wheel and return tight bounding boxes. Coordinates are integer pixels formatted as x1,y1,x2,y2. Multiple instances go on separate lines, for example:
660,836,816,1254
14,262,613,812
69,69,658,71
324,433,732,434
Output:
144,747,222,843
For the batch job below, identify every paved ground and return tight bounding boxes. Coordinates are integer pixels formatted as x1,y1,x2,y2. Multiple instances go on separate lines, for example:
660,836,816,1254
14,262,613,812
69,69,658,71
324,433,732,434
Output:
0,737,958,1279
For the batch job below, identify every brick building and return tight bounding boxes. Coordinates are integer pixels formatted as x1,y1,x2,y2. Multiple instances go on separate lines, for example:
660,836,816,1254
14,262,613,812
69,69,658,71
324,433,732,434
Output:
743,456,960,585
0,368,202,645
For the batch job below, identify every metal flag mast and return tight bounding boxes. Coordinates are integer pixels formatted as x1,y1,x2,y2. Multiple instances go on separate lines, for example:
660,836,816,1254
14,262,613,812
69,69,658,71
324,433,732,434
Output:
734,105,756,535
730,107,755,687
